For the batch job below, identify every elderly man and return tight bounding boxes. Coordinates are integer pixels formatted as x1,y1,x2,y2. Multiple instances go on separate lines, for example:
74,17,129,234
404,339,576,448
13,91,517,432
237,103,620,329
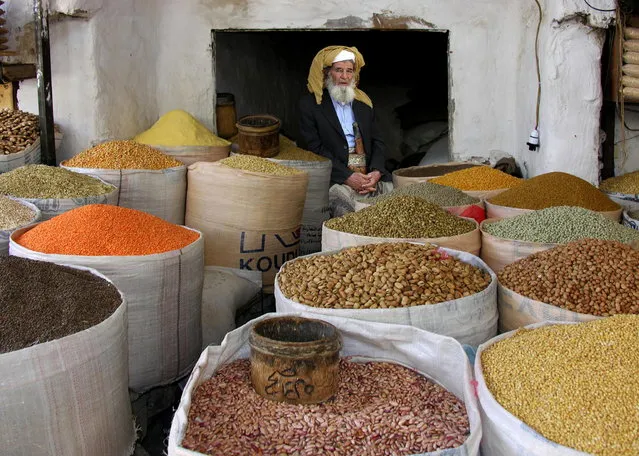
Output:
298,45,392,217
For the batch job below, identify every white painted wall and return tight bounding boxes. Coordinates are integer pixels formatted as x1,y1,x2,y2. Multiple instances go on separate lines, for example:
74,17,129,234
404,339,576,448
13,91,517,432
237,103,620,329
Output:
5,0,617,183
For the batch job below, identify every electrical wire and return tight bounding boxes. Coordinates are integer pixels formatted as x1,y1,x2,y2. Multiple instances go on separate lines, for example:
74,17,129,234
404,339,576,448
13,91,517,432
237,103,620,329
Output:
533,0,542,129
583,0,617,12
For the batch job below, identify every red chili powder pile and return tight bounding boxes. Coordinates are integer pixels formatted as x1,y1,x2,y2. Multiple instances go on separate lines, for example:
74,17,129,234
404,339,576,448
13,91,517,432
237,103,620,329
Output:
15,204,199,255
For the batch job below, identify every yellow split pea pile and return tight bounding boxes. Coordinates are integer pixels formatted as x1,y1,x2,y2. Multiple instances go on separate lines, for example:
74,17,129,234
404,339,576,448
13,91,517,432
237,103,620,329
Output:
278,242,491,309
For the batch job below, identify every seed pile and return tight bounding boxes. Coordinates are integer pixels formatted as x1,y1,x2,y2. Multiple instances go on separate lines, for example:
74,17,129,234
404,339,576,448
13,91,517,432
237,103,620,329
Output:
0,256,121,353
271,135,328,161
630,209,639,219
15,204,199,256
278,242,491,309
0,109,39,154
0,196,36,230
499,239,639,316
64,140,183,169
489,172,620,211
0,165,115,199
220,154,304,176
364,181,479,207
430,166,522,191
481,316,639,456
134,109,231,147
484,206,639,244
600,169,639,194
395,163,479,178
325,196,476,238
183,358,470,456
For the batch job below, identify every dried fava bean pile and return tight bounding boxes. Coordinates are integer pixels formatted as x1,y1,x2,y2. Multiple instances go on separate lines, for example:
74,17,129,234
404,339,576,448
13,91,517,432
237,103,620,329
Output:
14,204,199,256
0,109,39,154
272,135,328,161
481,316,639,456
183,358,470,456
134,109,231,147
325,195,476,238
364,181,479,207
0,196,36,230
0,256,121,353
0,165,114,199
498,239,639,316
219,154,304,176
600,169,639,194
64,140,183,169
484,206,639,244
278,242,491,309
430,166,522,191
489,172,620,211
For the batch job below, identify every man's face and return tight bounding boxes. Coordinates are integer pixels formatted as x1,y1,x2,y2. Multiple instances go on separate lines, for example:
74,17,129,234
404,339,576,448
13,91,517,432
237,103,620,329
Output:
328,61,355,87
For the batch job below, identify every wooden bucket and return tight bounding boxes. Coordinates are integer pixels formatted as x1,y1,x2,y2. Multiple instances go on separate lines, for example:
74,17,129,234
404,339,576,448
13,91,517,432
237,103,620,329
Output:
236,114,281,158
249,315,341,404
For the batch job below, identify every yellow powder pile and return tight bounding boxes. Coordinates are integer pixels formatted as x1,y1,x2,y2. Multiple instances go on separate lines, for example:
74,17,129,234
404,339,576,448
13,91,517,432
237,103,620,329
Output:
134,110,231,147
431,167,523,191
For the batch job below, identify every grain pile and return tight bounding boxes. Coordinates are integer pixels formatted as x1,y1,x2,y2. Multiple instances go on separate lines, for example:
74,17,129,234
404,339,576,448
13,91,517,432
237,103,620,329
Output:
0,109,39,155
600,169,639,194
273,136,328,161
278,242,491,309
498,238,639,316
0,196,36,230
630,209,639,219
219,154,304,176
325,196,476,238
481,316,639,456
134,109,230,147
489,172,620,211
364,181,479,207
483,206,639,244
183,358,470,456
0,165,114,199
64,140,183,169
430,167,522,191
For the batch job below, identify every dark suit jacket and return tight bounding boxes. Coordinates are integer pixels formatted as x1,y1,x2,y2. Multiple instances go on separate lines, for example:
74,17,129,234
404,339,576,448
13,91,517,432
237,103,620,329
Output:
298,90,391,185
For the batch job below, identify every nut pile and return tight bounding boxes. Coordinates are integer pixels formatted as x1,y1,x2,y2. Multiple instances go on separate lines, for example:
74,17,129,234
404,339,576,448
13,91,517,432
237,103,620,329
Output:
0,165,115,199
183,358,470,456
220,154,304,176
364,181,479,207
484,206,639,244
0,109,39,155
64,140,183,169
481,316,639,456
489,172,620,211
600,169,639,194
325,196,476,239
278,243,491,309
0,196,36,230
499,238,639,316
430,166,522,191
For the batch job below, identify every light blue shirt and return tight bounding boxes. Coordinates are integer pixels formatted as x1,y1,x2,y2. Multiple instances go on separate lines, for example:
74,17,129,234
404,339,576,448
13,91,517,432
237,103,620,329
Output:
330,96,356,148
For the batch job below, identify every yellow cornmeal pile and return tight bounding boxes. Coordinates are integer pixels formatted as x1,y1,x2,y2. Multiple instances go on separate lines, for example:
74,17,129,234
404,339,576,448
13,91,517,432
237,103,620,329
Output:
489,172,620,211
600,169,639,194
272,136,327,161
219,155,304,176
134,109,231,147
64,140,183,170
481,316,639,456
430,166,522,191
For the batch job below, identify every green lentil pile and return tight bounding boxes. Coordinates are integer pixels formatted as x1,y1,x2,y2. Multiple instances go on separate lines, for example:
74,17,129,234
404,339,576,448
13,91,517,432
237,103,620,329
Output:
363,181,479,207
484,206,639,244
499,238,639,316
64,140,183,169
489,172,620,211
278,242,491,309
220,154,304,176
481,316,639,456
0,165,115,199
0,196,36,230
325,195,476,238
600,169,639,194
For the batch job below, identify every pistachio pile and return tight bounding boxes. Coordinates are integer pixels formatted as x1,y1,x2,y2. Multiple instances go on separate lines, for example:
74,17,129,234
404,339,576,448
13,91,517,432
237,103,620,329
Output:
0,110,40,155
278,242,492,309
364,181,479,207
325,195,476,238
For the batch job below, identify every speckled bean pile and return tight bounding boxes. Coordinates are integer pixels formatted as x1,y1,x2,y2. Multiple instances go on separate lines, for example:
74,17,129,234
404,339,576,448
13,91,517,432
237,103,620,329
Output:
481,316,639,456
220,154,304,176
183,358,470,456
498,238,639,316
484,206,639,244
364,182,479,207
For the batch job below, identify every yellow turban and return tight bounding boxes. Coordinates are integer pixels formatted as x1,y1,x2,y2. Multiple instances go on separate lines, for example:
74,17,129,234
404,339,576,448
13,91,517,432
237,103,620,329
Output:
306,45,373,108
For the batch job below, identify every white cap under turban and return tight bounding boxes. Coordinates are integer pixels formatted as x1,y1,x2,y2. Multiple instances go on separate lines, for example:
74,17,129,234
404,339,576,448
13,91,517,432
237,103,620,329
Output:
332,49,356,64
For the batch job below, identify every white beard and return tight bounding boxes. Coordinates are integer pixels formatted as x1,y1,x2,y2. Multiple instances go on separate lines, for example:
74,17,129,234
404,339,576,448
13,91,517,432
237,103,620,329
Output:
326,76,356,104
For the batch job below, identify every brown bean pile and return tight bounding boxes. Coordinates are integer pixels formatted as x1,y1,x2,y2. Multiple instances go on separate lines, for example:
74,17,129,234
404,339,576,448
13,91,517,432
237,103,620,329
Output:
183,358,470,456
499,238,639,316
481,316,639,456
278,243,491,309
0,109,39,154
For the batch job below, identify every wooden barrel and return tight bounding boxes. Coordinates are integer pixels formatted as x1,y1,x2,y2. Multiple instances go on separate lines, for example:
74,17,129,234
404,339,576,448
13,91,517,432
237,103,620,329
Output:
236,114,281,158
249,316,341,404
216,93,238,139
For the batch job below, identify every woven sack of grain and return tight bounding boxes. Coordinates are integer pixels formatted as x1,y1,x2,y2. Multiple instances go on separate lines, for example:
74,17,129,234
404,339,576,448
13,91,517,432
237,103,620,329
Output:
623,210,639,231
151,144,230,166
603,190,639,212
0,198,40,256
168,313,482,456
